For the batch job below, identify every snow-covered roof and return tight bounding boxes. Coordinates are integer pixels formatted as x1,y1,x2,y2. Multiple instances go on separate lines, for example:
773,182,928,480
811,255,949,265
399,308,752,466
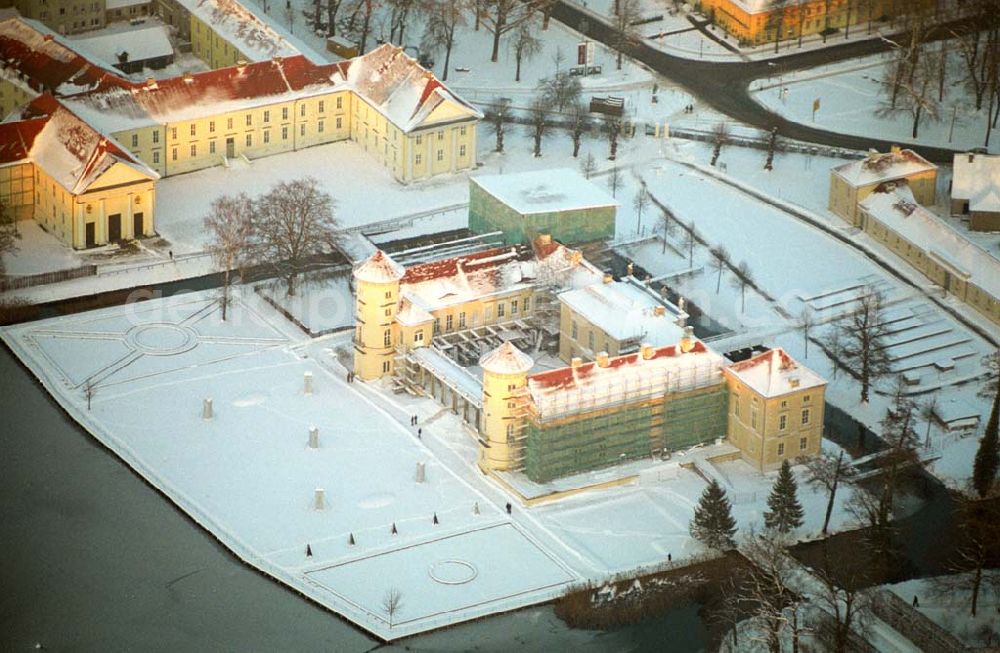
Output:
353,249,404,284
527,341,725,420
70,25,173,66
0,15,126,96
480,341,534,376
172,0,299,62
0,117,46,165
21,94,159,195
345,44,483,132
397,239,602,315
952,153,1000,213
559,279,686,346
106,0,150,9
727,0,782,14
832,148,937,189
724,347,825,398
61,45,477,135
859,185,1000,297
472,168,619,216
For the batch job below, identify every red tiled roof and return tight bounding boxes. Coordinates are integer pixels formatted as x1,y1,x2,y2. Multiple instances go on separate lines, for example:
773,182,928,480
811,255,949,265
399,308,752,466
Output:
0,117,46,165
400,245,532,285
728,347,795,374
528,341,707,391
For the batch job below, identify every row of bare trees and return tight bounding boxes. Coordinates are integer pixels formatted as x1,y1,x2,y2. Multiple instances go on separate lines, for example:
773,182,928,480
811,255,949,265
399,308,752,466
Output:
204,177,340,319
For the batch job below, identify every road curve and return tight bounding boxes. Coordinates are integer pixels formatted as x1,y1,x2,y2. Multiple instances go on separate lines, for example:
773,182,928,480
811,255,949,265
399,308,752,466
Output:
550,1,981,164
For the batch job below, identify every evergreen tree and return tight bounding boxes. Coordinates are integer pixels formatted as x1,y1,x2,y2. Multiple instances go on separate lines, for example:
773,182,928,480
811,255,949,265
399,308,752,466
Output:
690,479,737,550
972,387,999,498
764,459,804,534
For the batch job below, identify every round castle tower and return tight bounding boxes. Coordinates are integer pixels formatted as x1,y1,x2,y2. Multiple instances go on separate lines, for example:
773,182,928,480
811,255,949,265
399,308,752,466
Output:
353,250,405,381
478,341,534,473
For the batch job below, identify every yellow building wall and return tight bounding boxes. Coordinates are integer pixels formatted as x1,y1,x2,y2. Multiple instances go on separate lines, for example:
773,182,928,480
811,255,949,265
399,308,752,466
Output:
353,276,401,380
829,167,937,226
0,78,35,121
724,377,825,472
190,14,247,69
423,289,534,340
559,300,620,363
479,366,527,473
115,125,167,177
34,167,77,246
0,161,35,221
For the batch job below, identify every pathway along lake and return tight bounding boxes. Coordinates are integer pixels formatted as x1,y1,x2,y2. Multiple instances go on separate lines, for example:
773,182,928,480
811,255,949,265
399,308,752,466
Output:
0,344,709,651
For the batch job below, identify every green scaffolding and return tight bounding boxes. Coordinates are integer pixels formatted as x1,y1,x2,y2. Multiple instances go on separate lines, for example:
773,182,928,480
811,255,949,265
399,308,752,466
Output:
522,385,728,483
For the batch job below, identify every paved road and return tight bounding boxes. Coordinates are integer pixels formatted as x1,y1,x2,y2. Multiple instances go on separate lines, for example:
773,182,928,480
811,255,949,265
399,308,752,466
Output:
551,2,981,163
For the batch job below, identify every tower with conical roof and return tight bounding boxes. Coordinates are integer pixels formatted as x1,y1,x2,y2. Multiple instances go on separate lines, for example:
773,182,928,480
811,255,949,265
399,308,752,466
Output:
478,341,534,473
353,250,405,381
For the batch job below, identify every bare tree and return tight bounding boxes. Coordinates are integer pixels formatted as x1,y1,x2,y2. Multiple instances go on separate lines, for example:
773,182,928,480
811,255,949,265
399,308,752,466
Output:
933,497,1000,617
83,378,97,411
580,151,597,178
606,165,622,198
308,0,324,32
487,96,511,152
421,0,468,82
919,393,938,448
798,307,813,359
805,449,855,535
343,0,377,54
764,0,790,53
611,0,641,71
326,0,347,36
632,186,649,234
764,126,778,171
740,532,800,653
655,209,676,254
731,260,754,313
710,121,729,167
386,0,417,45
528,97,549,157
877,49,941,138
510,20,542,83
284,0,296,33
826,288,891,403
537,72,582,112
810,554,872,653
709,245,730,294
480,0,533,63
566,101,591,158
603,113,623,161
381,587,403,628
205,193,254,321
0,198,19,274
252,178,339,297
682,222,698,267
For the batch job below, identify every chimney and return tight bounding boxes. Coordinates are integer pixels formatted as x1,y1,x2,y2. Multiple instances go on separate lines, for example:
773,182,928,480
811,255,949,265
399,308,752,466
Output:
890,144,901,155
182,71,194,83
640,342,655,360
272,55,283,66
626,262,634,277
236,59,248,74
968,153,975,163
43,34,53,42
571,356,583,368
866,148,879,162
602,273,613,284
596,351,610,368
570,250,582,266
789,376,800,388
679,325,695,353
538,233,552,246
653,305,666,317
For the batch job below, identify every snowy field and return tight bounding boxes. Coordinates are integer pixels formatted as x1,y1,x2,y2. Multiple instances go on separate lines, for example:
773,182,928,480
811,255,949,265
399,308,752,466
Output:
3,285,864,639
753,49,1000,155
886,572,1000,647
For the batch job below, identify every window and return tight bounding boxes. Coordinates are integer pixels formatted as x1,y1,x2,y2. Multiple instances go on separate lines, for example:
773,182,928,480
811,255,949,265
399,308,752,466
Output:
152,130,159,143
384,308,392,317
779,414,787,431
385,291,392,299
414,329,423,343
209,121,215,133
437,149,444,161
131,134,138,147
571,321,578,338
336,117,342,129
170,127,177,140
777,442,785,456
263,130,270,144
437,130,443,141
497,303,505,318
459,145,466,157
336,96,342,109
486,306,493,320
300,104,305,117
780,400,787,409
588,331,594,351
318,100,325,113
152,151,159,163
523,297,530,311
245,114,252,126
382,360,391,373
511,299,518,314
733,395,741,417
801,408,811,425
190,124,196,136
751,407,758,430
190,144,196,157
383,329,391,346
263,110,270,123
227,118,233,130
506,424,515,443
800,436,808,451
282,126,288,140
245,134,252,147
803,394,811,403
171,147,177,161
415,135,422,145
318,120,324,133
282,107,288,120
459,312,466,328
460,126,466,136
445,315,453,331
300,124,305,136
209,141,216,154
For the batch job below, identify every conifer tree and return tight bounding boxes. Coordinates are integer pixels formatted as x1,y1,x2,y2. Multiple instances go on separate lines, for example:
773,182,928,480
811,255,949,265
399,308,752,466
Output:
764,459,804,534
972,387,999,498
690,479,737,550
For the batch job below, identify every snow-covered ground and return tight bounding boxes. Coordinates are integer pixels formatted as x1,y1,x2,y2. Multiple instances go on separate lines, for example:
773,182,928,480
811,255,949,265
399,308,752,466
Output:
753,48,1000,155
1,286,861,639
886,572,1000,647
